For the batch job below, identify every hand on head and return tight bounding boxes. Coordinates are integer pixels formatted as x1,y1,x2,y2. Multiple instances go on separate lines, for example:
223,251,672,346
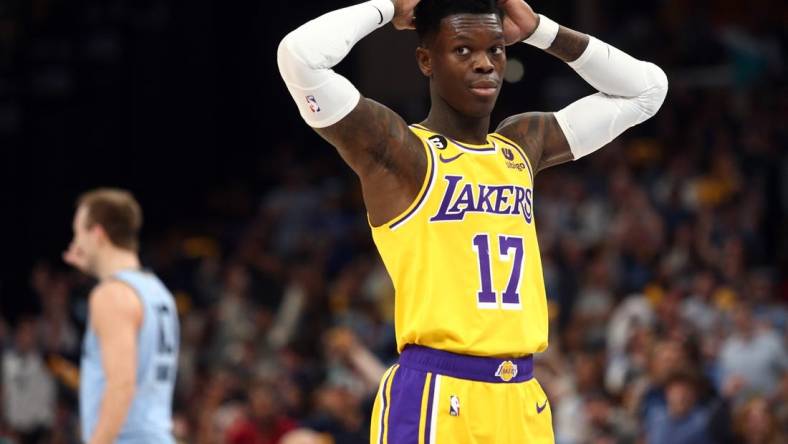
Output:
392,0,421,30
498,0,539,45
394,1,540,43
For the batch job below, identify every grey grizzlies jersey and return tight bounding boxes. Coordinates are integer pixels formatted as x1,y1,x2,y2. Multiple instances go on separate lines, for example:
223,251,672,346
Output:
80,269,179,443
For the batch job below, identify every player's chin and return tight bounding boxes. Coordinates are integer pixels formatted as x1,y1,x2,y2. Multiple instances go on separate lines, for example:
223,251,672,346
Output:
463,99,497,118
463,91,498,116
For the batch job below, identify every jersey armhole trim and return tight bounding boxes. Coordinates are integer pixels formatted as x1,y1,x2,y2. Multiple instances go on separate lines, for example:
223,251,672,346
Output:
369,126,436,231
103,276,145,333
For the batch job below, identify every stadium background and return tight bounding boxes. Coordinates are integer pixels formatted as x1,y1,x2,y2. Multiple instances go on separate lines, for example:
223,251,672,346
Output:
0,0,785,443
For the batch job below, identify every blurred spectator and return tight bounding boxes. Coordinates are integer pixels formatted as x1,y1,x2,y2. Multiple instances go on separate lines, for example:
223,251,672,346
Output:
323,326,386,394
1,317,55,444
303,383,367,444
732,397,786,444
1,1,785,443
718,303,788,400
644,371,714,444
36,275,79,357
604,294,655,395
748,270,788,332
583,391,637,444
680,270,720,336
279,429,332,444
224,382,296,444
637,339,692,422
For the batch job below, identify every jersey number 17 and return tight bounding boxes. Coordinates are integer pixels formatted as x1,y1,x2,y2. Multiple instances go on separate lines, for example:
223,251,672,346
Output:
472,233,524,310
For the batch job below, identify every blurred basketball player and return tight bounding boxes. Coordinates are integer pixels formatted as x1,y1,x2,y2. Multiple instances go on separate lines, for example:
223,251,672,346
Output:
64,189,178,443
278,0,667,442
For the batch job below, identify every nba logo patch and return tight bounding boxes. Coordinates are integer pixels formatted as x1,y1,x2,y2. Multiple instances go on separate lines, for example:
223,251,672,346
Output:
502,147,514,161
495,360,518,382
449,395,460,416
305,95,320,113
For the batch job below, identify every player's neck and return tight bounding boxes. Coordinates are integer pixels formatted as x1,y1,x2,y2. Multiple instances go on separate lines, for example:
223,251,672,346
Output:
95,248,141,281
422,98,490,145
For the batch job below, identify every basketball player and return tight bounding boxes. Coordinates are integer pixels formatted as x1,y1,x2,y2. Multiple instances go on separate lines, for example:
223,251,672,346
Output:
63,189,179,443
278,0,667,442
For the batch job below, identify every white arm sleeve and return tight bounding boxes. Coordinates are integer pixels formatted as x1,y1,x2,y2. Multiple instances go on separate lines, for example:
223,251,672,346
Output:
526,16,668,160
276,0,394,128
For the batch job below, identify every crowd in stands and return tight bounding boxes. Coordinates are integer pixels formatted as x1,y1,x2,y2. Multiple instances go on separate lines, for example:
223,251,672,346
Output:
1,0,785,443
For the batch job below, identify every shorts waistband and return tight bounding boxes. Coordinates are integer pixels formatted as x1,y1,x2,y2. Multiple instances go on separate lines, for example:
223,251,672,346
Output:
399,345,534,383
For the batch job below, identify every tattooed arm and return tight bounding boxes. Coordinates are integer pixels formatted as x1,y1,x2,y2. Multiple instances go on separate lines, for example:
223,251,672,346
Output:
495,1,668,174
277,0,425,226
495,25,589,173
315,99,426,226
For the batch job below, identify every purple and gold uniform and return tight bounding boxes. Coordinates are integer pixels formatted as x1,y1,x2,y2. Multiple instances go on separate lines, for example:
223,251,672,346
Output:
369,125,553,443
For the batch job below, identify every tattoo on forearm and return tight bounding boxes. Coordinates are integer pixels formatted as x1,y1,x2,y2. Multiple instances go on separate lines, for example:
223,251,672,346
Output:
546,26,590,63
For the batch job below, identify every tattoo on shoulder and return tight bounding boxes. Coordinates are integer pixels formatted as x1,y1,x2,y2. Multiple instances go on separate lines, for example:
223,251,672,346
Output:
500,112,571,173
500,112,547,165
317,98,424,182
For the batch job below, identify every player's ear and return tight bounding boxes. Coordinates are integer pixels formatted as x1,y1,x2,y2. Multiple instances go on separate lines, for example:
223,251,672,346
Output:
90,224,109,245
416,46,432,78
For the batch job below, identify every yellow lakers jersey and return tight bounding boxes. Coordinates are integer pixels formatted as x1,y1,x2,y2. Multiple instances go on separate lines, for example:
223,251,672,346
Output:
370,124,548,358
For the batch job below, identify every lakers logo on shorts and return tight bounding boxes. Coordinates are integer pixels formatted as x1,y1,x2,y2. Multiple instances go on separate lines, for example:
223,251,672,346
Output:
495,360,518,382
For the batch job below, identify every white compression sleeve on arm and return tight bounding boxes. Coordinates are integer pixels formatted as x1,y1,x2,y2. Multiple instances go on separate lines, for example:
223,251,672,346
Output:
549,34,669,159
277,0,394,128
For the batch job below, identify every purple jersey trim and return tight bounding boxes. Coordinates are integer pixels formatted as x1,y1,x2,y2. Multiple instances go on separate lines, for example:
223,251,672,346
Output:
449,138,496,153
400,345,534,383
412,123,496,152
389,129,436,230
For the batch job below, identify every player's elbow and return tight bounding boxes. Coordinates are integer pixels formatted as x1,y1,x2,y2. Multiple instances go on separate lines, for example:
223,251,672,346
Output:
277,32,328,88
277,33,299,79
639,63,669,119
277,27,330,75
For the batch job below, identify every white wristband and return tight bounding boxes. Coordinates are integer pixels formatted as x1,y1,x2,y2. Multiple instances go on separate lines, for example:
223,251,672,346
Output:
522,14,559,50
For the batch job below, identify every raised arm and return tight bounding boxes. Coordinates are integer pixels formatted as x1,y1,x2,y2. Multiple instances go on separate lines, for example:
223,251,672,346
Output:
277,0,426,225
87,281,143,444
495,0,668,174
